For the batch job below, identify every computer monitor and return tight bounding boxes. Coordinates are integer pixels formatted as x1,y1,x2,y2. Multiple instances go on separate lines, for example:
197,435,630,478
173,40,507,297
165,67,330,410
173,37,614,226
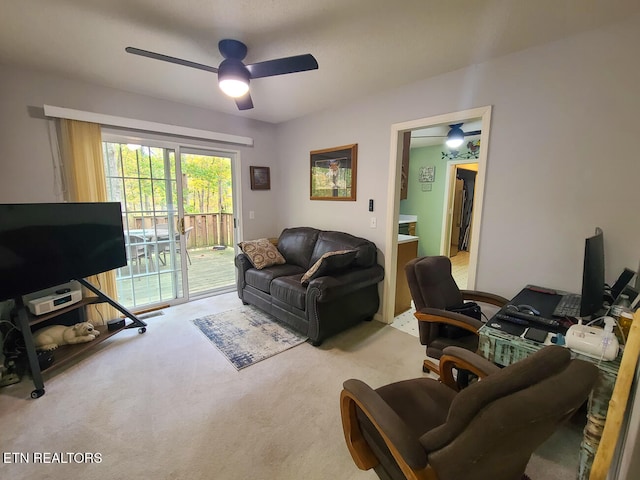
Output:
580,227,605,317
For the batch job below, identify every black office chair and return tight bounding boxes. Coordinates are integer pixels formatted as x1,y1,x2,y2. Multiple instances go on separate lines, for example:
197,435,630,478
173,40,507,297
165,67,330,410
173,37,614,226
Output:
340,345,598,480
405,256,508,374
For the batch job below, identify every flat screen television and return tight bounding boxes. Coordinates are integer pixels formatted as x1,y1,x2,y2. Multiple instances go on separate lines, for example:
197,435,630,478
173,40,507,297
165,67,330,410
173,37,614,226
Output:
580,227,605,317
0,202,127,302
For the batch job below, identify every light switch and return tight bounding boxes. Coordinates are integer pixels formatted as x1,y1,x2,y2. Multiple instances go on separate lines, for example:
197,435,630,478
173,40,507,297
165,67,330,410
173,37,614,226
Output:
370,217,377,228
249,210,255,219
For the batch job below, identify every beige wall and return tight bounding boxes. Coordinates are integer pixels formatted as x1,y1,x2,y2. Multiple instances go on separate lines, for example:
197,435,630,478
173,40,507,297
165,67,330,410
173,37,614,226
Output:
1,13,640,477
4,14,638,299
275,13,640,300
274,13,640,477
0,66,279,241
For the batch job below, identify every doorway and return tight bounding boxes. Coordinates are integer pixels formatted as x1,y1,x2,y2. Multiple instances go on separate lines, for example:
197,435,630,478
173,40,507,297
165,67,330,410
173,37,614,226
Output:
102,136,239,310
442,162,479,289
384,106,492,324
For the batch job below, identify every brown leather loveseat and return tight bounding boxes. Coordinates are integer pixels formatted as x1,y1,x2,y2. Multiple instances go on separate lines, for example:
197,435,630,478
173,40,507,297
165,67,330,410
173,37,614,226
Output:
235,227,384,345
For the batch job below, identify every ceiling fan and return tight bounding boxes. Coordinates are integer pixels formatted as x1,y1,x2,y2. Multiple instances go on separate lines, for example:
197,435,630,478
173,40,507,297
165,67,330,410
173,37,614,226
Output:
413,123,481,148
125,39,318,111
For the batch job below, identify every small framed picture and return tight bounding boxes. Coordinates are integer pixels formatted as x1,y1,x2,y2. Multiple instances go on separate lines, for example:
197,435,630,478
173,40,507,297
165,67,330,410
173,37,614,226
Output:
419,166,436,183
250,166,270,190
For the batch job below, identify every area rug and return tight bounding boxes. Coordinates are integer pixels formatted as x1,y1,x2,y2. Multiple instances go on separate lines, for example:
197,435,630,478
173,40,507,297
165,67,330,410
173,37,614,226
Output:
191,305,308,370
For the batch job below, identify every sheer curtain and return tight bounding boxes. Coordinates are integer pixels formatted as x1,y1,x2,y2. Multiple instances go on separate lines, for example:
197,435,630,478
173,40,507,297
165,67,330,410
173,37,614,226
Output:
59,119,119,324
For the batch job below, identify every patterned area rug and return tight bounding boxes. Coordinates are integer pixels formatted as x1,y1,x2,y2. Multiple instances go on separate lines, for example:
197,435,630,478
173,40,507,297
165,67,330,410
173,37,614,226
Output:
191,305,308,370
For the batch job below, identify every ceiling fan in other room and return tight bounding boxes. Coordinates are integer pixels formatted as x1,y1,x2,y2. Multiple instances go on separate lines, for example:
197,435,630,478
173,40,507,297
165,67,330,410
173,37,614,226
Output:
413,123,481,148
125,39,318,110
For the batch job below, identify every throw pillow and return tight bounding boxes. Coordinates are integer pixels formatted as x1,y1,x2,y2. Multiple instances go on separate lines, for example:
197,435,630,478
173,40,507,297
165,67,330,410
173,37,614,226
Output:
301,250,358,284
238,238,286,270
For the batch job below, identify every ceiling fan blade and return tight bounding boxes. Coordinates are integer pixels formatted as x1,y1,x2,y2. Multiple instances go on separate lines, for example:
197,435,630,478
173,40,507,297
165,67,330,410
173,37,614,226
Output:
247,54,318,79
125,47,218,74
413,130,482,139
235,92,254,110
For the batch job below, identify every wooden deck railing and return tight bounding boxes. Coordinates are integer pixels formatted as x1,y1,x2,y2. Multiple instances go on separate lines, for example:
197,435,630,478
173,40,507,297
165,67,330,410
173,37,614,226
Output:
132,213,234,248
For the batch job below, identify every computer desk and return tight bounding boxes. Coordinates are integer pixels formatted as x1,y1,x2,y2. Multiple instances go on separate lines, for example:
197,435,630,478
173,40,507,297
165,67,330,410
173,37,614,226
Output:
477,285,622,480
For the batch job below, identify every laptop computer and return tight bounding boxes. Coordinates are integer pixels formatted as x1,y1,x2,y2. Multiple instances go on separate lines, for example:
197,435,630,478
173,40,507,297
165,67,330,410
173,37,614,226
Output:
610,268,636,302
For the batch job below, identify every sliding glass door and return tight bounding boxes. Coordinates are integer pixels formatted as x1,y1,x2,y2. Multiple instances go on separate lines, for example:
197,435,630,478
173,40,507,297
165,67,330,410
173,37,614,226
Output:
180,148,237,297
102,137,238,310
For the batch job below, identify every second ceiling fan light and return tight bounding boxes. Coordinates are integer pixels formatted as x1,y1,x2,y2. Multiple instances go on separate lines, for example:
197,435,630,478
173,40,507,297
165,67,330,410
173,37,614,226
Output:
446,124,465,148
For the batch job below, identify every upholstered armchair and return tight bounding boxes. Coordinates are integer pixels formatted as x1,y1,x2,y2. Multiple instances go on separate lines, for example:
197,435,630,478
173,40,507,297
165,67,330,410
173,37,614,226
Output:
340,345,598,480
405,256,508,374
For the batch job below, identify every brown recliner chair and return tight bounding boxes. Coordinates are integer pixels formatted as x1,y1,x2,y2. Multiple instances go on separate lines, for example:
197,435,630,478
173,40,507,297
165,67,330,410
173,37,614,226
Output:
340,345,598,480
405,256,508,374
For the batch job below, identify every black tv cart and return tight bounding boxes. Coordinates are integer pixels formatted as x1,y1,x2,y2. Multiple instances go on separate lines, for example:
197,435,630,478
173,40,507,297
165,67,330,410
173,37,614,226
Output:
12,278,147,399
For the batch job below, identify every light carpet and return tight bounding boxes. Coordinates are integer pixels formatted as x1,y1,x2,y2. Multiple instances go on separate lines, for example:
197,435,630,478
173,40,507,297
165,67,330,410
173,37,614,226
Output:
192,305,307,370
0,292,582,480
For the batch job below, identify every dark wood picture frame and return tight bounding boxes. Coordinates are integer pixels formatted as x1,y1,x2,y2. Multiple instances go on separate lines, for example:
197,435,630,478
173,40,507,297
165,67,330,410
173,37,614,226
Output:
310,144,357,201
250,166,270,190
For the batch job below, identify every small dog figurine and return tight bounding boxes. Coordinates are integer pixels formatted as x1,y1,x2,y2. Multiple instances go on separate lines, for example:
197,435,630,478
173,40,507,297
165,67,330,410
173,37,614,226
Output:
34,322,100,351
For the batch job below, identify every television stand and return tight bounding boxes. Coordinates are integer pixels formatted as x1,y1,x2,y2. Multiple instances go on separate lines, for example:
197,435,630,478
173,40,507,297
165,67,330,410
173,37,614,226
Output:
11,278,147,399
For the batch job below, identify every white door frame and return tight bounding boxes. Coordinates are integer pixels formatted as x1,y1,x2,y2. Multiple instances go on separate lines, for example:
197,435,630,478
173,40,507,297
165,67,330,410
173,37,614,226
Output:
382,106,492,324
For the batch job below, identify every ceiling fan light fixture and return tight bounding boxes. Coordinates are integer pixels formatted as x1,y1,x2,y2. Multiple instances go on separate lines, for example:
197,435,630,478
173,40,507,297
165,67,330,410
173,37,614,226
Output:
445,124,465,148
219,78,249,98
126,39,318,111
218,59,250,98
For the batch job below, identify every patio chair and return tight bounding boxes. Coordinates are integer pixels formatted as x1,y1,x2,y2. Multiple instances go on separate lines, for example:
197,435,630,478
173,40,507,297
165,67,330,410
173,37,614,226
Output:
126,234,155,272
158,226,193,265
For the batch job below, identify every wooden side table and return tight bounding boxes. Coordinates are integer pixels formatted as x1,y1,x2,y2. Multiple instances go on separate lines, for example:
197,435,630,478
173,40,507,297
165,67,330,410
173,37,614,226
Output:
477,325,621,480
394,237,418,315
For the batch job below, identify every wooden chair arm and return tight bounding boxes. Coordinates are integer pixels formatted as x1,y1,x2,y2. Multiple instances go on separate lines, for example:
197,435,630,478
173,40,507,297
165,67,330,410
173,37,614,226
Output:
438,346,501,391
340,380,436,480
461,290,509,307
414,308,483,334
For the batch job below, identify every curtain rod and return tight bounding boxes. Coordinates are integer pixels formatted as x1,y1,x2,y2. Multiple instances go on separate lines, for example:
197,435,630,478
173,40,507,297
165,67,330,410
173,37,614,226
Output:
43,105,254,147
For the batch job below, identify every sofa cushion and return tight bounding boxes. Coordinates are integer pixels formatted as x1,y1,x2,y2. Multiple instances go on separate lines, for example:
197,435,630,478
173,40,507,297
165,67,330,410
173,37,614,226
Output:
277,227,319,268
310,231,377,268
238,238,286,270
301,250,358,284
271,275,307,310
246,264,306,293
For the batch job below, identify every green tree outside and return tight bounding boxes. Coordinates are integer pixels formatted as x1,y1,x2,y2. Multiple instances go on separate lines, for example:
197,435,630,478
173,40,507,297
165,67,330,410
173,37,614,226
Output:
103,142,233,222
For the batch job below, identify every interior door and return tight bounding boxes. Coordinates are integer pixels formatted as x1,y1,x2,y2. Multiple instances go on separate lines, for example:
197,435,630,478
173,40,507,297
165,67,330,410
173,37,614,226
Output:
450,178,464,257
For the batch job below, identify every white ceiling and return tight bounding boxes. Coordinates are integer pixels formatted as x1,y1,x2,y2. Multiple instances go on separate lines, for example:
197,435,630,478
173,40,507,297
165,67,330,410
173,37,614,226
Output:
1,0,639,124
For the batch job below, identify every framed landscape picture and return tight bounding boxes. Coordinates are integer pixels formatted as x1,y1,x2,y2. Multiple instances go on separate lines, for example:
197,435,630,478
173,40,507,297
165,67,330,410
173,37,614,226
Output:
250,166,270,190
310,144,357,201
